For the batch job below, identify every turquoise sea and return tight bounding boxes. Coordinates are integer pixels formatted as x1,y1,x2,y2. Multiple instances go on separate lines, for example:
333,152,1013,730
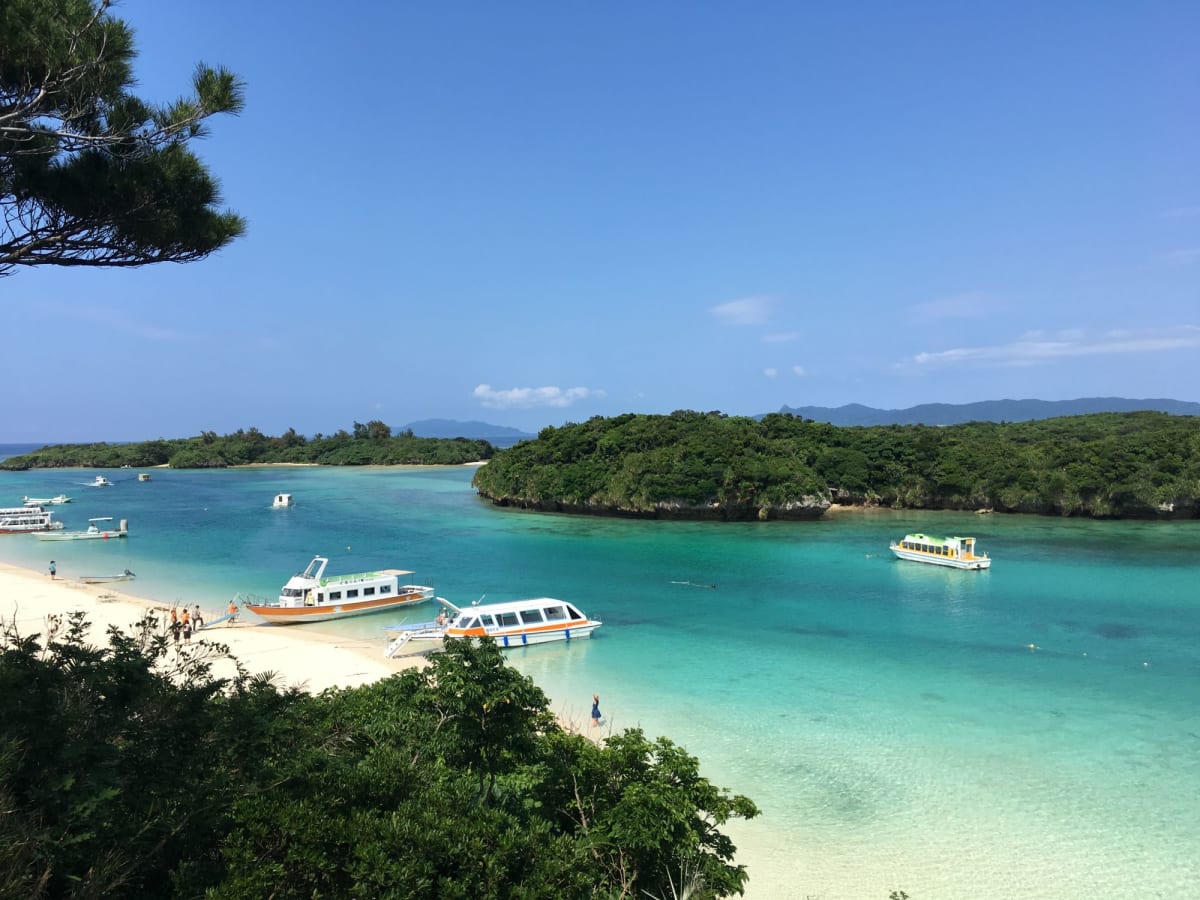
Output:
1,461,1198,898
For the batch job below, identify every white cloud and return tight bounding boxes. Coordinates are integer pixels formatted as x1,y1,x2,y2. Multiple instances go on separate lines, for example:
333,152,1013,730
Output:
907,326,1200,369
763,368,778,378
762,331,800,343
711,295,772,325
910,291,991,320
792,365,807,377
473,384,605,409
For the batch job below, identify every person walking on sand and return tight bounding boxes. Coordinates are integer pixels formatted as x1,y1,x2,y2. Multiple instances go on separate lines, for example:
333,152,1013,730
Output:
591,694,602,727
48,560,56,579
227,600,239,624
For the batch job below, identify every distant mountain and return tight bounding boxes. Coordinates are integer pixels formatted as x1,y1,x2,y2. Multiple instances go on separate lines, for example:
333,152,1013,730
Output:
401,419,536,447
777,397,1200,426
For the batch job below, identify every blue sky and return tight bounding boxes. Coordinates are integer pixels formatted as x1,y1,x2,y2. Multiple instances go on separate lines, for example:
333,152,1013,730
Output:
3,1,1197,442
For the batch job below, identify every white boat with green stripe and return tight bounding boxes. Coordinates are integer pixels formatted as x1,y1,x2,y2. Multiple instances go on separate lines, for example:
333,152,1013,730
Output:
242,555,435,624
889,533,991,570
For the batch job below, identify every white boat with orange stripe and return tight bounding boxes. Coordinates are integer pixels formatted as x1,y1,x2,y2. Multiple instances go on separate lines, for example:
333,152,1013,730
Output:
384,596,602,657
242,555,435,624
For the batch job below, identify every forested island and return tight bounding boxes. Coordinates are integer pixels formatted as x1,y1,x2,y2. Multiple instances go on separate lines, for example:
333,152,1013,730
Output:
472,410,1200,520
0,421,494,469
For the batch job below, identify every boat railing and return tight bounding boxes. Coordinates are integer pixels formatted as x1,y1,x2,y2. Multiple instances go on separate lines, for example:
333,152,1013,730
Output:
235,591,275,607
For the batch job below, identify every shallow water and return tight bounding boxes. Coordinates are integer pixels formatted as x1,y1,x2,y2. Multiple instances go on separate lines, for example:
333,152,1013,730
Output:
1,465,1197,898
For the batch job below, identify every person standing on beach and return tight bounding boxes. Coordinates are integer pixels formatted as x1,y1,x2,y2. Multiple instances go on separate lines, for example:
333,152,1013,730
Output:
591,694,602,727
227,600,239,624
193,603,204,629
48,560,56,579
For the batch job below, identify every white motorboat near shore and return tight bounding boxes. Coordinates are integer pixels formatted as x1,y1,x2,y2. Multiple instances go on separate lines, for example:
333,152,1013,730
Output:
37,517,129,541
22,494,72,506
384,596,602,658
79,569,136,584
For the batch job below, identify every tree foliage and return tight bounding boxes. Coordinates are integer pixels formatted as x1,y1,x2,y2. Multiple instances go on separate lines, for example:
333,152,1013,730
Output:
0,420,495,468
472,410,1200,520
1,0,244,274
0,618,757,899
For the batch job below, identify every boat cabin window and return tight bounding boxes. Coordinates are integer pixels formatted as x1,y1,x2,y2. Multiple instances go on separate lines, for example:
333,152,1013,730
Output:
480,614,496,627
329,591,342,600
380,585,392,595
463,617,480,630
497,612,519,627
566,605,583,620
543,605,567,621
520,609,545,624
347,589,358,598
282,588,305,598
363,587,375,596
453,614,470,627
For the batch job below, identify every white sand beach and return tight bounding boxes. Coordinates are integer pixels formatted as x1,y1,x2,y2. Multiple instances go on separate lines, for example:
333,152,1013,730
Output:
0,560,428,692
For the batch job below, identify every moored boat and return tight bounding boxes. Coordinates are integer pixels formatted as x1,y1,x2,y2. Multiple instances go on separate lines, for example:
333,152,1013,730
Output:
271,493,293,508
241,555,435,624
80,569,136,584
889,533,991,570
0,506,65,534
37,517,129,541
22,494,72,506
384,596,602,658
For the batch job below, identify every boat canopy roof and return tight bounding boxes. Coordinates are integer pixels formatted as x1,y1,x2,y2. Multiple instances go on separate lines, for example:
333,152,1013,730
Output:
901,533,976,547
455,597,584,617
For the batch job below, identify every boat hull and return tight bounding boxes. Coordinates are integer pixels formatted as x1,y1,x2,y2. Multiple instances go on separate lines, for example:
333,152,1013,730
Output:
386,621,602,657
246,591,432,624
80,575,135,584
889,546,991,570
37,530,127,541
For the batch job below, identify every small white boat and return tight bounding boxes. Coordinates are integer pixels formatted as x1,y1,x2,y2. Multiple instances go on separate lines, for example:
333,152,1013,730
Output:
79,569,136,584
84,476,112,487
241,555,435,624
137,473,152,482
384,596,602,658
0,506,64,534
37,517,129,541
272,493,293,508
22,494,72,506
889,533,991,570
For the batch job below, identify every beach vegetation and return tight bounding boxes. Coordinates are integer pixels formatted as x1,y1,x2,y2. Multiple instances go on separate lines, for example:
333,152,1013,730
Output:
0,422,495,469
0,0,245,275
0,617,757,899
472,410,1200,520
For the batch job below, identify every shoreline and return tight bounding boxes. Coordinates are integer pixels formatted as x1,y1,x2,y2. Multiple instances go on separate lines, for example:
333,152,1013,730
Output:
0,559,429,693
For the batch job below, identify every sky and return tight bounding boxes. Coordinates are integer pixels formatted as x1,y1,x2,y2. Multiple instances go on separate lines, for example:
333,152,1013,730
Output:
3,1,1198,442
